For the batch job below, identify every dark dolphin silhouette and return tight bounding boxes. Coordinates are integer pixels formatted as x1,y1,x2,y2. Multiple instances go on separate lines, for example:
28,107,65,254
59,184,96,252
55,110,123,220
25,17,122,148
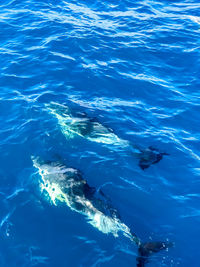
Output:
45,102,169,170
137,146,169,170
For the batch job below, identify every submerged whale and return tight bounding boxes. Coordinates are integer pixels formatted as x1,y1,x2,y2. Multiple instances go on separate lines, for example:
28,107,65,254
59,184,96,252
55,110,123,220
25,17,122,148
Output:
32,157,172,266
45,102,168,170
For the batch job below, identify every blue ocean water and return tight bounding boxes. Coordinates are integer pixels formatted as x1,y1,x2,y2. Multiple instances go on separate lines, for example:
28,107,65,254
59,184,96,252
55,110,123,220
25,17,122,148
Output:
0,0,200,266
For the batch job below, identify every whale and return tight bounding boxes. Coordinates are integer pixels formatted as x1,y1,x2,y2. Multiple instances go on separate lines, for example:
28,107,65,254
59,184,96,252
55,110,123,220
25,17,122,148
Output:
45,102,168,170
32,157,172,266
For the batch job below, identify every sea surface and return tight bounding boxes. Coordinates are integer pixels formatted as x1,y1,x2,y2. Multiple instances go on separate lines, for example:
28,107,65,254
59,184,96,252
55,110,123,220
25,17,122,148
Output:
0,0,200,266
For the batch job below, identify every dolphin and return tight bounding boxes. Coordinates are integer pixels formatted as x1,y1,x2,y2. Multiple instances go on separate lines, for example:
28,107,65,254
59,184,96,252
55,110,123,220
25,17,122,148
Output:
45,102,168,170
32,157,172,266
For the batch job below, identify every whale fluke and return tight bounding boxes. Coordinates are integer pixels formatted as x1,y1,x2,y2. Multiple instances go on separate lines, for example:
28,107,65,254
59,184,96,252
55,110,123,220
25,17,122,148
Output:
136,241,173,266
138,146,169,170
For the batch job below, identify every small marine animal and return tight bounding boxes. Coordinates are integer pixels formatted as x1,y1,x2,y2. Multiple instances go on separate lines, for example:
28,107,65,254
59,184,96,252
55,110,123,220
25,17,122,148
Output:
32,157,172,266
45,102,168,170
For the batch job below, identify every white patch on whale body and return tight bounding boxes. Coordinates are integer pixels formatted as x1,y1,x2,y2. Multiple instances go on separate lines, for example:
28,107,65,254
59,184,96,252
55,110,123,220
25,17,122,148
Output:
32,158,133,241
87,132,129,146
46,103,80,139
88,210,131,238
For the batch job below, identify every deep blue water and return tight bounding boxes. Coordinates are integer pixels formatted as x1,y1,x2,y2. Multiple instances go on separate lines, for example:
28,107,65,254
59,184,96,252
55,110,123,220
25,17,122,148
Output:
0,0,200,266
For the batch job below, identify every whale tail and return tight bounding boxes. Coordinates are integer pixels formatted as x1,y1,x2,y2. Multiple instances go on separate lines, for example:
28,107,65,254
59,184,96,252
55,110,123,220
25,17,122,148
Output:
137,146,169,170
136,241,173,266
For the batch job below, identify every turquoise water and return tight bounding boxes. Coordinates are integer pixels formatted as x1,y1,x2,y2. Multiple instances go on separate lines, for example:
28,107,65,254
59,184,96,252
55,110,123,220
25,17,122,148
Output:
0,0,200,266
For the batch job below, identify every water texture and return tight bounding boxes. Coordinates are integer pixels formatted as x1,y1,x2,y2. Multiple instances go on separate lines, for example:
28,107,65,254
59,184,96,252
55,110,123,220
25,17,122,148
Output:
0,0,200,266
